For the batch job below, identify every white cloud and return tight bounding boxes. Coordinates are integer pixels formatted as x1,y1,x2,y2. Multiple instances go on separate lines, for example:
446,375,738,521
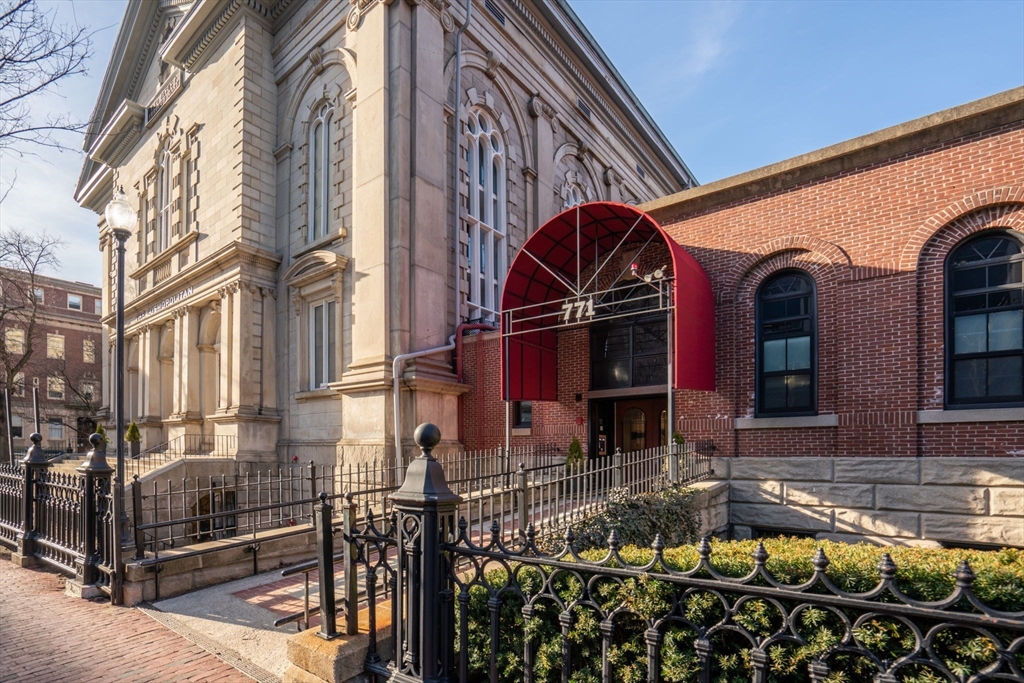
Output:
657,1,743,93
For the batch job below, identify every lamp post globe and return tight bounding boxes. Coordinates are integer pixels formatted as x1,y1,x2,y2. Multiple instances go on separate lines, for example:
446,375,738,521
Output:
104,187,135,238
104,185,134,605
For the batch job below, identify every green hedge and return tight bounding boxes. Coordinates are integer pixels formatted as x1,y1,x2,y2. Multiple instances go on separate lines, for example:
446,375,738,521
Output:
459,539,1024,683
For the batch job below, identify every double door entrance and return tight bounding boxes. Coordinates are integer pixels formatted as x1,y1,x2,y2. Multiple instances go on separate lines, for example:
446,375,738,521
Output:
589,396,668,457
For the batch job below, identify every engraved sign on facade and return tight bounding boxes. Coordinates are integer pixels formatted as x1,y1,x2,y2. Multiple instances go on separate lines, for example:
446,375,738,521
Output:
132,286,193,323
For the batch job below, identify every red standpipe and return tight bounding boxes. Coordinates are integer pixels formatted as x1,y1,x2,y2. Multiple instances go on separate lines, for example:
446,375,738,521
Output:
455,322,498,444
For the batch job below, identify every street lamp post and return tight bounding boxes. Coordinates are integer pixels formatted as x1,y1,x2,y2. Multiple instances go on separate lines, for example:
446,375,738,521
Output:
104,186,135,605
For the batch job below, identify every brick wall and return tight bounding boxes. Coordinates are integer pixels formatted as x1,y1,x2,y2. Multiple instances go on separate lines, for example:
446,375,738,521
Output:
461,119,1023,459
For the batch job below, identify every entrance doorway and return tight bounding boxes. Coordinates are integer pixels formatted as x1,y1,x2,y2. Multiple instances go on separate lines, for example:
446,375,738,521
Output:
589,395,668,457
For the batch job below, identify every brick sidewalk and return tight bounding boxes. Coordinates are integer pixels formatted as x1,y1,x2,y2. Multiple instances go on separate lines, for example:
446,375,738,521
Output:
0,552,254,683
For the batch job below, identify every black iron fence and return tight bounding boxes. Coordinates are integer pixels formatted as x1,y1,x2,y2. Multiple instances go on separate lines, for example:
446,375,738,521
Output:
126,434,238,477
305,424,1022,683
0,434,115,597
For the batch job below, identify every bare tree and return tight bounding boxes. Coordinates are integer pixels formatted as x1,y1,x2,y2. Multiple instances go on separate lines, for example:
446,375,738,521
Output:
0,228,64,450
0,0,92,154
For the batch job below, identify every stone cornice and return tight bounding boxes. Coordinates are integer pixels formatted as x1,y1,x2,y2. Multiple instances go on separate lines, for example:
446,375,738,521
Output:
114,242,281,327
87,100,146,166
162,0,294,71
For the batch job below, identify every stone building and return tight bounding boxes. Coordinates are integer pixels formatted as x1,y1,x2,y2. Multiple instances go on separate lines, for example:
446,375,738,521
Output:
74,0,693,464
0,271,104,455
462,89,1024,547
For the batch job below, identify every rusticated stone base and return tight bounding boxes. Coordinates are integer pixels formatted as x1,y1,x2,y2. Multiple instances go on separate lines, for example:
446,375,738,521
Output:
712,456,1023,547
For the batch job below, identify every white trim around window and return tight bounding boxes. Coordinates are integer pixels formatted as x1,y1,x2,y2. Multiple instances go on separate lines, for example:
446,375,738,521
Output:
465,107,506,321
308,299,337,390
308,103,333,243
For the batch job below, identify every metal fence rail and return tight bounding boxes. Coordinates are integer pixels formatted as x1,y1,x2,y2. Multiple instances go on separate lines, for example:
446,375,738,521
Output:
131,459,400,556
31,470,85,574
0,462,23,548
126,434,238,478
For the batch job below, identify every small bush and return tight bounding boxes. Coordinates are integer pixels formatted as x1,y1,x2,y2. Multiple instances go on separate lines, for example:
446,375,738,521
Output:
123,420,141,443
542,485,701,553
458,539,1023,683
566,436,585,468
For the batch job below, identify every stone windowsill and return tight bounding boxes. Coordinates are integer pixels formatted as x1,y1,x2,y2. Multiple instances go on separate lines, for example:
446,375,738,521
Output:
511,427,531,437
294,387,337,402
734,414,839,430
291,229,346,260
917,407,1024,424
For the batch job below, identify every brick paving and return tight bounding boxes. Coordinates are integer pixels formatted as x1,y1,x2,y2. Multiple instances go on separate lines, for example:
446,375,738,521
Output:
0,552,254,683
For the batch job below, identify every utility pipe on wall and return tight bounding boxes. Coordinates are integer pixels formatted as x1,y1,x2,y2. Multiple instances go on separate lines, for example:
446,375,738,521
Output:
455,322,498,443
393,335,456,483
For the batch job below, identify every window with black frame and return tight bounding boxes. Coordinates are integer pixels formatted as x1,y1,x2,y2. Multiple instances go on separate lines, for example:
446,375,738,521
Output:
757,271,816,415
946,232,1023,406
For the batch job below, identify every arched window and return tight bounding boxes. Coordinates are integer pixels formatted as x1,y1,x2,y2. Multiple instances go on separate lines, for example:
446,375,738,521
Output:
564,183,585,209
308,103,333,242
756,271,816,416
157,146,173,252
946,231,1023,406
465,108,505,320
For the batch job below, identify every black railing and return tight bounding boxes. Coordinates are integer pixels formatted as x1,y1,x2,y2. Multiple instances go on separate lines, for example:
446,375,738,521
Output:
307,424,1021,683
126,434,238,477
0,434,114,597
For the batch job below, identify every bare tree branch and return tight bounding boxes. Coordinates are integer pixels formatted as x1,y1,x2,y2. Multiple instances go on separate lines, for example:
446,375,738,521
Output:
0,0,93,155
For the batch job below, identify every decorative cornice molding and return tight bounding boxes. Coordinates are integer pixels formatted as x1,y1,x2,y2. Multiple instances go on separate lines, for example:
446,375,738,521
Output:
178,0,294,71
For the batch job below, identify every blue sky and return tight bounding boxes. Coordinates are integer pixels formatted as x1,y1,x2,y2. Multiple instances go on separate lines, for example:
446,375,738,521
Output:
1,0,1022,285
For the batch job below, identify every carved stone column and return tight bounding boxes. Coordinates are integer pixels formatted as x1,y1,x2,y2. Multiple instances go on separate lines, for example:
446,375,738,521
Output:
529,95,556,229
232,283,255,414
259,287,277,413
218,285,234,412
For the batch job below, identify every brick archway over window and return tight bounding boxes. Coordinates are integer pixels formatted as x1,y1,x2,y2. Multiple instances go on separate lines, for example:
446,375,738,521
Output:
723,235,851,303
915,204,1024,411
899,186,1024,272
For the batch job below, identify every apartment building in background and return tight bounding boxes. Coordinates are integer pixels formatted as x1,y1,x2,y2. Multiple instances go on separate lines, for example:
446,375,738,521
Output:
1,270,104,456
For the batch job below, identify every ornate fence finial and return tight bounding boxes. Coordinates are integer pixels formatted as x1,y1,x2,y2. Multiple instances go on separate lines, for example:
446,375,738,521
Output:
391,423,459,506
752,541,769,566
955,559,975,588
22,433,47,465
77,433,113,474
812,547,830,572
877,553,897,581
606,528,620,552
697,535,712,560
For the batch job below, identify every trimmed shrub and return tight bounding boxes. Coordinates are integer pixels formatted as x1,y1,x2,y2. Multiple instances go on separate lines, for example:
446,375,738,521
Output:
458,539,1023,683
541,485,702,553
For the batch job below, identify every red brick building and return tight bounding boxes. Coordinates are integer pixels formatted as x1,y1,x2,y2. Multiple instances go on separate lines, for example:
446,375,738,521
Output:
1,271,104,456
461,88,1023,546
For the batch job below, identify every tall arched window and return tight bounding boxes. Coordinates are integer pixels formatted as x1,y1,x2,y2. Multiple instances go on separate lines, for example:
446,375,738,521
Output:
308,103,333,242
157,146,173,252
756,271,816,416
946,231,1023,406
465,108,506,320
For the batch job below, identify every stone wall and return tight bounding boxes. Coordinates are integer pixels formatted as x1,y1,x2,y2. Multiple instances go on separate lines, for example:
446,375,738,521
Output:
712,457,1024,548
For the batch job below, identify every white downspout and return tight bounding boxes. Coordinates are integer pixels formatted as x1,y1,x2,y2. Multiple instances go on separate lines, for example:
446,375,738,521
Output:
393,335,456,483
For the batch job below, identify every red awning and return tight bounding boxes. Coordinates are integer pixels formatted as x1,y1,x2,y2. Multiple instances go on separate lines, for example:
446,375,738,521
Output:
500,202,715,401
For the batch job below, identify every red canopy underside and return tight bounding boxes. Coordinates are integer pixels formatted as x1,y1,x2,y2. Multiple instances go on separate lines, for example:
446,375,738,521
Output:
501,202,715,401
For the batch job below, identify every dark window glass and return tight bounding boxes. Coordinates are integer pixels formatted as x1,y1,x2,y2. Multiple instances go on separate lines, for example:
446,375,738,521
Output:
947,232,1024,406
590,315,668,390
513,401,532,427
757,271,816,416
